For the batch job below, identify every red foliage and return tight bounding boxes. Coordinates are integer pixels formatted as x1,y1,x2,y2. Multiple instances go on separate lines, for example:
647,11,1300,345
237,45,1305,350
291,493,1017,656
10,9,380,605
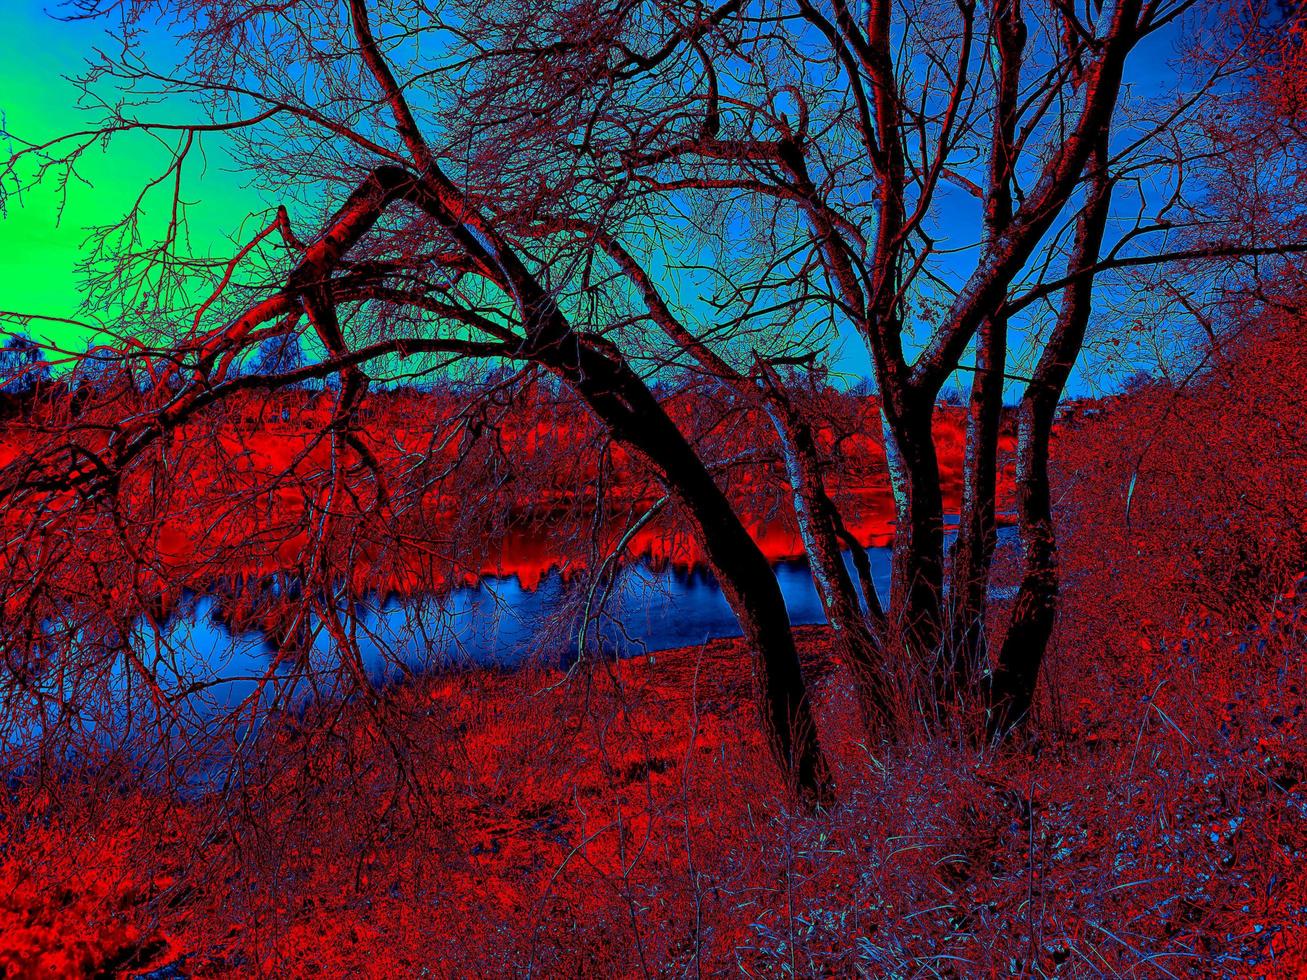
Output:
0,385,1012,603
5,324,1306,975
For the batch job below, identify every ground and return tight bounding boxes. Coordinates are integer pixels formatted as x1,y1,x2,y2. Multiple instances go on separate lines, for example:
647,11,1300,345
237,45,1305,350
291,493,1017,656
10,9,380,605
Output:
3,609,1304,977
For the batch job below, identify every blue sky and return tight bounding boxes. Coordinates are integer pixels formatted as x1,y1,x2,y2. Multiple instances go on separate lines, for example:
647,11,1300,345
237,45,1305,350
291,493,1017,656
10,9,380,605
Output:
0,1,1197,396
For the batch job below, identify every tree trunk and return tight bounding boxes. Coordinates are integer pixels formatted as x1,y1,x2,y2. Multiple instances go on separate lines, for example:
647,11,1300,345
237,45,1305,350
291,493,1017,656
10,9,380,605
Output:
987,133,1113,739
880,393,946,710
555,339,834,802
945,0,1023,705
945,313,1008,701
760,384,895,736
985,392,1058,738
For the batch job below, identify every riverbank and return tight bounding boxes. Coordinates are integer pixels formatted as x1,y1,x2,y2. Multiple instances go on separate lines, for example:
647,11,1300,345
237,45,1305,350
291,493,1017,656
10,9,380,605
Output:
5,361,1307,977
3,615,1303,977
0,389,1015,609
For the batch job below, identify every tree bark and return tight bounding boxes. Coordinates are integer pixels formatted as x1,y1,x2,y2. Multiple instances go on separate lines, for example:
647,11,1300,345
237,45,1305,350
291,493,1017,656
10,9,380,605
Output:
985,388,1058,739
880,392,946,705
944,0,1025,702
552,339,834,802
758,374,895,736
987,133,1113,739
945,310,1008,699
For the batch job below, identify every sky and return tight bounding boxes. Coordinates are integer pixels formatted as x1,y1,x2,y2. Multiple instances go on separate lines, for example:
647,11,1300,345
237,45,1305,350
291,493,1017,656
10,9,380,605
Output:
1,5,135,329
0,0,1193,395
0,2,262,350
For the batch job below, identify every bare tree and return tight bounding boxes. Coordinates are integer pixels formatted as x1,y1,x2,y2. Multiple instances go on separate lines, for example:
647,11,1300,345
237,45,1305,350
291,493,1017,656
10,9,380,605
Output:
440,0,1305,730
2,0,1302,805
2,0,839,798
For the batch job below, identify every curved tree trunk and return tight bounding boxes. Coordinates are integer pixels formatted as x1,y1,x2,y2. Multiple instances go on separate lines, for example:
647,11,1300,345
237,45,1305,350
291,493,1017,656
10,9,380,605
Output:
555,340,834,801
987,134,1113,739
269,160,836,802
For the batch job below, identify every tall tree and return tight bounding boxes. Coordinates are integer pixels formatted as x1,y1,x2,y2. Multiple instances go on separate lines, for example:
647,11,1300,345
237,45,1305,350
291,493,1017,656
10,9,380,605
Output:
445,0,1294,728
1,0,1300,798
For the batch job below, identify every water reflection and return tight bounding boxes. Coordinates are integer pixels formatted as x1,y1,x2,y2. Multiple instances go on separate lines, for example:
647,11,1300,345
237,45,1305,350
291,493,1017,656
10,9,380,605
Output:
5,528,1015,760
174,547,895,710
153,525,1017,715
